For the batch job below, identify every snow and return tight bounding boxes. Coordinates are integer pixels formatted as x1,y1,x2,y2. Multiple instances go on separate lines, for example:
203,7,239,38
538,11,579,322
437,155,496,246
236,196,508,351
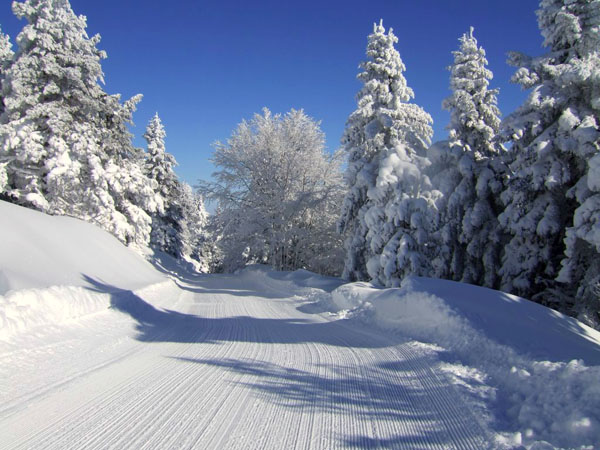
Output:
0,199,165,337
2,200,600,449
325,276,600,448
0,200,163,294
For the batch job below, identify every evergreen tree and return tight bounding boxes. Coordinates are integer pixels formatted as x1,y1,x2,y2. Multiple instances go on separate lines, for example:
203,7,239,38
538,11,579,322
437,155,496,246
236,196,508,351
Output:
0,0,156,246
144,113,176,207
0,28,12,192
143,113,180,256
548,0,600,327
431,27,505,287
96,93,159,247
500,0,600,323
143,113,208,264
179,183,212,272
0,0,105,209
0,27,13,116
338,20,436,286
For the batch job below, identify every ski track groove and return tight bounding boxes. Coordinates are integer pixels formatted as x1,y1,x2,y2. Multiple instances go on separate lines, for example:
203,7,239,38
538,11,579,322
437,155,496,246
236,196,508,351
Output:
0,274,492,449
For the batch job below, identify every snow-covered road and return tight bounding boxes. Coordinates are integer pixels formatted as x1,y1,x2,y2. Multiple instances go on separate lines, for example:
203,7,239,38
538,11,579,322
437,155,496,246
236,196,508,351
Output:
0,270,492,449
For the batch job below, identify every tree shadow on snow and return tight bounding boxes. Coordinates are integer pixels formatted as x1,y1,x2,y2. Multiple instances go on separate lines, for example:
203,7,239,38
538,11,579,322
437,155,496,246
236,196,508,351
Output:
170,357,490,449
82,274,490,447
147,250,208,285
82,275,400,349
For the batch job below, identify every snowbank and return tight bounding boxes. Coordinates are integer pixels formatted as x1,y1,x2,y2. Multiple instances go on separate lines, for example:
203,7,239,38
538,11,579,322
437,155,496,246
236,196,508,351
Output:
327,276,600,449
0,200,164,294
0,201,166,338
0,286,111,339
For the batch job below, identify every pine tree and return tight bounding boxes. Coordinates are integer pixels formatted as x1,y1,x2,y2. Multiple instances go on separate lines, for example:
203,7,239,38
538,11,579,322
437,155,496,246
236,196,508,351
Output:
432,27,505,287
0,27,13,116
143,113,183,257
500,0,600,323
338,20,436,286
179,183,212,272
0,0,105,209
0,28,12,192
0,0,156,246
96,93,159,247
547,0,600,327
144,113,176,206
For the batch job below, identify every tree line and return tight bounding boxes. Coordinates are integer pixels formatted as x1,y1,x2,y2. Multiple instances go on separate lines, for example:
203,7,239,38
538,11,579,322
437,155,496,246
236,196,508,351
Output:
0,0,598,329
336,2,599,329
0,0,211,270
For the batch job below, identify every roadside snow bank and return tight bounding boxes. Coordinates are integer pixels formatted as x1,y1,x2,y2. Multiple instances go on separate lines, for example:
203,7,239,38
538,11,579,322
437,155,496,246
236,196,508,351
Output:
232,265,345,298
0,286,111,339
0,280,176,341
0,200,167,339
329,277,600,449
0,200,164,294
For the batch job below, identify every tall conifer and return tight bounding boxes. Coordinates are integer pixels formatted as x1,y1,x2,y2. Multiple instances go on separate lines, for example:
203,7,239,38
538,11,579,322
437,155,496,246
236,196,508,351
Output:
339,20,436,286
500,0,600,325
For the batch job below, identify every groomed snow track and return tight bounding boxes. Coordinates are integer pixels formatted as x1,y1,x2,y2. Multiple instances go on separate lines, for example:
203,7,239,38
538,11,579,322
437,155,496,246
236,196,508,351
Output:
0,270,492,449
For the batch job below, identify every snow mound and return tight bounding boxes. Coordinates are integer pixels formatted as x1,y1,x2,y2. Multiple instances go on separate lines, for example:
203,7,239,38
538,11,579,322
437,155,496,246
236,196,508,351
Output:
328,276,600,449
0,286,111,339
0,200,164,295
0,201,166,338
230,265,345,298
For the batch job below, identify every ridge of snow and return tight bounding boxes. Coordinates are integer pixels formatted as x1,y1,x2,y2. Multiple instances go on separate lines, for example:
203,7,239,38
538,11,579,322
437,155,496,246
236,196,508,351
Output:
0,200,165,295
0,200,166,339
324,276,600,448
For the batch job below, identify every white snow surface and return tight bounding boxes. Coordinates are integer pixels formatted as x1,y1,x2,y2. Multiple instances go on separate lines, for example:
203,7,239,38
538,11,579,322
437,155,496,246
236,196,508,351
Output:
0,200,166,337
0,200,164,294
2,201,600,449
327,278,600,448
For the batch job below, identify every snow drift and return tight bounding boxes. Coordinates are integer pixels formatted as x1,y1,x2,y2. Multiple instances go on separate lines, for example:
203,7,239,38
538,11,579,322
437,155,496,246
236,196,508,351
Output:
324,276,600,448
0,200,166,338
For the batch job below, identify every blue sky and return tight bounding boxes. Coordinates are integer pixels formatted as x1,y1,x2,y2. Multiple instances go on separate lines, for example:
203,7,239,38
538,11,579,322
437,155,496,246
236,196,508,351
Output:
0,0,544,186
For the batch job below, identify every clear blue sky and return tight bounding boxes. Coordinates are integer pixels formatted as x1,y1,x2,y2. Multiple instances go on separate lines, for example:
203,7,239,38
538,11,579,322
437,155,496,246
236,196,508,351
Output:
0,0,544,186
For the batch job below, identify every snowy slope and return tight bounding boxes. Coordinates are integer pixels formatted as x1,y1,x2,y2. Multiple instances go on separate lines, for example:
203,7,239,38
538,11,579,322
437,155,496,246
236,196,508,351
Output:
0,200,164,293
0,200,166,337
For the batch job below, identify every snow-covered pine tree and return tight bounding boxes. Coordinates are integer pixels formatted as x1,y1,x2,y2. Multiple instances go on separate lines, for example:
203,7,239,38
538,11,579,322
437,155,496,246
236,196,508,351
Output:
546,0,600,328
143,112,207,261
0,0,105,210
144,113,176,207
143,113,180,256
500,0,600,322
179,183,212,272
561,146,600,328
96,93,160,247
432,27,504,287
0,28,13,116
0,0,157,246
338,20,437,286
0,28,12,192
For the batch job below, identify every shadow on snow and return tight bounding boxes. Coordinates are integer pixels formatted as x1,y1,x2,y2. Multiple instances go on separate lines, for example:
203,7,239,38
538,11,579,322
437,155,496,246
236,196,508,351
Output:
170,357,488,449
82,275,396,349
81,273,489,448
